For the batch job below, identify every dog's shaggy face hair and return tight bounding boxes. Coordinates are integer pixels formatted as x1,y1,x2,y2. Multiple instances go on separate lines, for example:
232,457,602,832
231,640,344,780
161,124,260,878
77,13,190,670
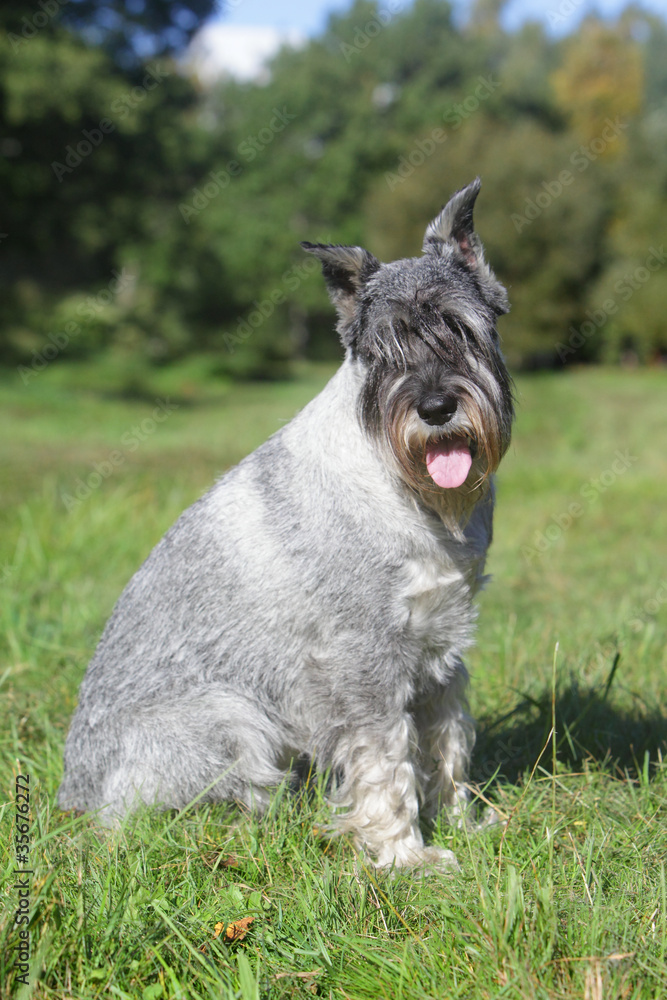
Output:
303,178,513,529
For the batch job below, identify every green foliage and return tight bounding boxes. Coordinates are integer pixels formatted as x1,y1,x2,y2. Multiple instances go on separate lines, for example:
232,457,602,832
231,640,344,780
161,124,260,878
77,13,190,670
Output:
1,365,666,997
1,1,667,375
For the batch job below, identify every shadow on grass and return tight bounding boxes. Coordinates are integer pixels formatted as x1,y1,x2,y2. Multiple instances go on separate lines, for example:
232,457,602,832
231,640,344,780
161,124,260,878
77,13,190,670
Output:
473,655,667,788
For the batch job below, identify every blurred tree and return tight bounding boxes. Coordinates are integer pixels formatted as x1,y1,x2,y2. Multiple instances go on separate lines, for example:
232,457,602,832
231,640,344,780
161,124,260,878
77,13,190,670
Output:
637,11,667,110
467,0,507,35
588,123,667,363
0,0,665,376
0,18,237,365
58,0,216,70
364,115,609,368
551,18,643,148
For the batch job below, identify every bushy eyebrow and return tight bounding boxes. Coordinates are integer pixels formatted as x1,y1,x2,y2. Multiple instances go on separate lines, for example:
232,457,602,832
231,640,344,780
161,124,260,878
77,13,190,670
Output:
414,312,470,367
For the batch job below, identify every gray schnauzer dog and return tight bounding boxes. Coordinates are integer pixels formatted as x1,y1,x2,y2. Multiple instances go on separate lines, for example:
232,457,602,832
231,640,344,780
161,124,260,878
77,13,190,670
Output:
59,178,513,871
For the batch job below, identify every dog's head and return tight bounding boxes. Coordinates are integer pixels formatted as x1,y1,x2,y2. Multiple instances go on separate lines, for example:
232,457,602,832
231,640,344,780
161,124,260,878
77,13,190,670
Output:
302,178,513,524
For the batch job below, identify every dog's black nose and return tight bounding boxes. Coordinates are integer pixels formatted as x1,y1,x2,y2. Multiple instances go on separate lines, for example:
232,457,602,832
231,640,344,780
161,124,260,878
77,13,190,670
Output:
417,394,458,426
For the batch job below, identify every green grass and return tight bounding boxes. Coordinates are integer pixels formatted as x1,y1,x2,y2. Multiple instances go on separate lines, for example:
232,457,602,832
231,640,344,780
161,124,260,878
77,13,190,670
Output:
1,362,666,999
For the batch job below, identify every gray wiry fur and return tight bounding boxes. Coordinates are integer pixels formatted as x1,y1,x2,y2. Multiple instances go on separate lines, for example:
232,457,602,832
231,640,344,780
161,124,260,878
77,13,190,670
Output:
59,178,514,872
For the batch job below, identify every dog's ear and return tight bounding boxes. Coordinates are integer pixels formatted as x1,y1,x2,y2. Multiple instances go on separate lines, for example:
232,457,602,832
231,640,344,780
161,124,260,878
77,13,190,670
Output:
423,179,509,314
301,243,380,322
423,177,483,269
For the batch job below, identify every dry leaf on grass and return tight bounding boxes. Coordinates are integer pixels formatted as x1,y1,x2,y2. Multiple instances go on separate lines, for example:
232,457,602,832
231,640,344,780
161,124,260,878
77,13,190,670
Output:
214,915,254,942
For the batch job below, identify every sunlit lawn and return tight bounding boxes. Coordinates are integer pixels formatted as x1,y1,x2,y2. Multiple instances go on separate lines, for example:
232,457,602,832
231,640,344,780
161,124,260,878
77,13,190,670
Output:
1,361,666,999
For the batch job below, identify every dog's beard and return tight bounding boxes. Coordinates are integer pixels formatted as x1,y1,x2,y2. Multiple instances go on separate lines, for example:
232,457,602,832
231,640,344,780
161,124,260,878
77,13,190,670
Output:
358,358,512,535
382,393,507,536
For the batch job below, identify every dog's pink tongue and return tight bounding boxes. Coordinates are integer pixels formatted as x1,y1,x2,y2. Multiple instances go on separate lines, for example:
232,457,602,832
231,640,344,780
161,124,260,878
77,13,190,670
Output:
425,438,472,488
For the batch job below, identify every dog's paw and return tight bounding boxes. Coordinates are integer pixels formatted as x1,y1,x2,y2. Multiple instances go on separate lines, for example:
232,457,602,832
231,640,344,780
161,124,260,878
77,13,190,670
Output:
413,845,460,876
372,844,460,876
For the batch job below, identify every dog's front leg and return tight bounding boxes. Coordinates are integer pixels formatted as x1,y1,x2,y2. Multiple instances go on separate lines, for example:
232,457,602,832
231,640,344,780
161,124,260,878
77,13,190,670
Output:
330,715,458,871
413,664,476,825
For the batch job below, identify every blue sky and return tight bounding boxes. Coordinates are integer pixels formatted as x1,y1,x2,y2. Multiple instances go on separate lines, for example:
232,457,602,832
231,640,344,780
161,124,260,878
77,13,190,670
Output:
217,0,667,35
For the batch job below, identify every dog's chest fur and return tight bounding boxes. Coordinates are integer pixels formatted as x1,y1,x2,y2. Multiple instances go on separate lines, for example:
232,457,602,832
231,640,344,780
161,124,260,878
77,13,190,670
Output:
276,361,491,691
392,495,491,692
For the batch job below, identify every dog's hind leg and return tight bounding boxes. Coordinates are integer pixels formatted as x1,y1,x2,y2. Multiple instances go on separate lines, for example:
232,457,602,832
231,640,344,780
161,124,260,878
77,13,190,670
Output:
59,690,291,823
